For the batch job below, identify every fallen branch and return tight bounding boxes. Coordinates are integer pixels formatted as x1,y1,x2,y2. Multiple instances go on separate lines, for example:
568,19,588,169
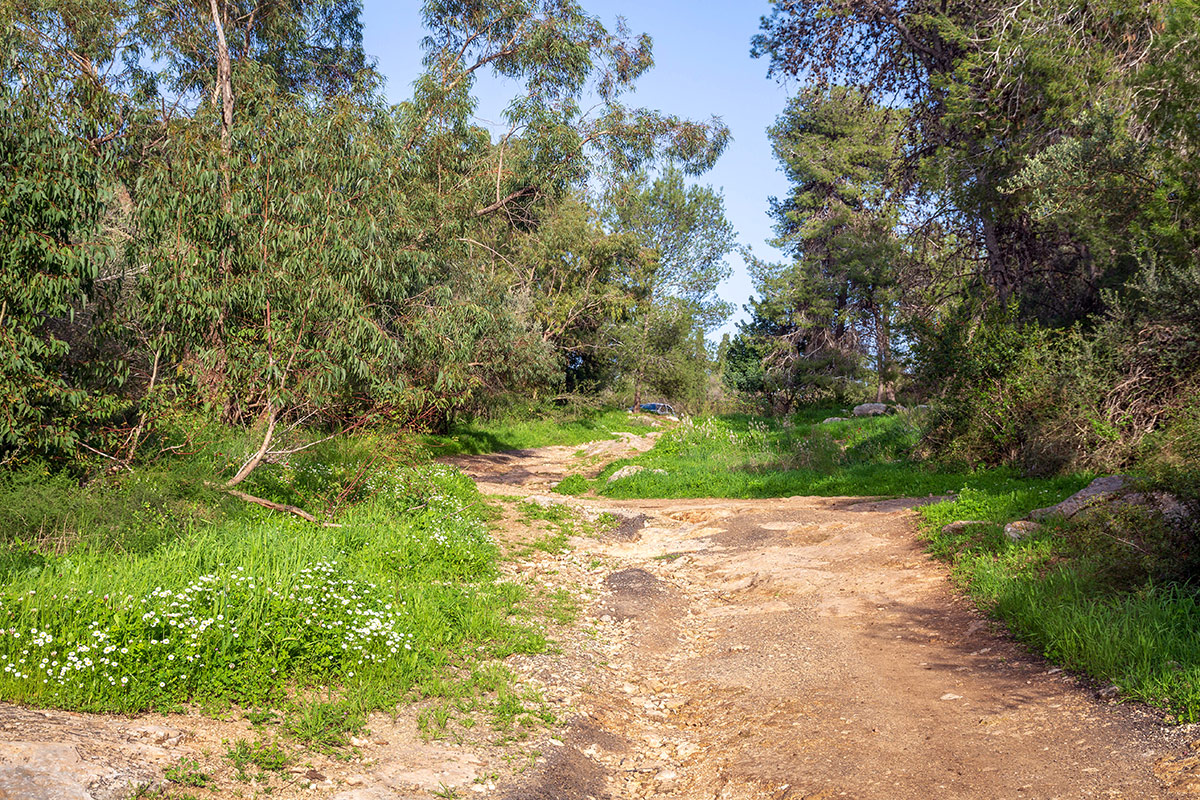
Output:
223,488,343,528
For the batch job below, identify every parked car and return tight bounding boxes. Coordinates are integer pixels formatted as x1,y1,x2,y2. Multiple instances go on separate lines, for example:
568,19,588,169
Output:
632,402,675,416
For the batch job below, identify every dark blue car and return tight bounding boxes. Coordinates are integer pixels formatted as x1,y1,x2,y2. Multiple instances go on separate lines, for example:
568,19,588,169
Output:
633,402,675,415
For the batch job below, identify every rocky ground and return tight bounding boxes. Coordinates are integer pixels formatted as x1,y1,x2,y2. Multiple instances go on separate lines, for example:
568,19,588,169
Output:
4,430,1200,799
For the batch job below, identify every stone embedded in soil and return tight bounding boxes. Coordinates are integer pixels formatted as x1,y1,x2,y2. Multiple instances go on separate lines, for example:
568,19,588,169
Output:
941,520,993,536
123,725,185,747
1004,520,1042,541
0,765,92,800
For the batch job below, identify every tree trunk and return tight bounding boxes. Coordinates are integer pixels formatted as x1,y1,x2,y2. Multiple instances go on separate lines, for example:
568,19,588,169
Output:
874,307,896,403
209,0,233,170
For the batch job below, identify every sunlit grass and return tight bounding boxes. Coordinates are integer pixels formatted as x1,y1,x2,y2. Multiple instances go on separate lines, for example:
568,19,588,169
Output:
919,485,1200,721
0,462,545,716
596,411,1028,499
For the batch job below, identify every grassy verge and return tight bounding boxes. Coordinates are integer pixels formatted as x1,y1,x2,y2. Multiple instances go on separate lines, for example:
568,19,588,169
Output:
424,407,658,456
0,435,552,739
595,411,1056,500
920,486,1200,721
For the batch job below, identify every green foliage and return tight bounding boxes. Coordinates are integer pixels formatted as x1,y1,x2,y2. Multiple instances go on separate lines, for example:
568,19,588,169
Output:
598,411,1027,500
285,699,366,751
225,738,291,778
601,168,736,407
552,474,589,496
0,74,119,461
164,759,210,788
2,0,733,471
425,407,655,456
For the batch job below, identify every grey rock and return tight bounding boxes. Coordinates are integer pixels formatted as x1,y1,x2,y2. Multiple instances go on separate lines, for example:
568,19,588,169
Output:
606,465,665,483
1029,475,1131,521
821,417,850,424
123,725,185,747
1004,520,1043,541
852,403,888,417
0,765,92,800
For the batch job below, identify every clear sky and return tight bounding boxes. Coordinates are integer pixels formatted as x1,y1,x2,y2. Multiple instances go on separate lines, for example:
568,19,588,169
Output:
360,1,794,339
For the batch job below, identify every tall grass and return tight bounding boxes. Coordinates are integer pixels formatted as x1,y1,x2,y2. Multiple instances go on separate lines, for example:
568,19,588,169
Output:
0,460,544,714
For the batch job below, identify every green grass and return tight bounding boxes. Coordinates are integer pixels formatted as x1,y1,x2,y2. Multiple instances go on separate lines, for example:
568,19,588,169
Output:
595,411,1033,500
423,407,658,456
225,738,291,781
919,484,1200,721
551,474,589,495
0,457,546,718
164,758,210,788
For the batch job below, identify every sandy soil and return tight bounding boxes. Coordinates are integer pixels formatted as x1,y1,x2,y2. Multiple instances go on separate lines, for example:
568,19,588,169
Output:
4,428,1200,799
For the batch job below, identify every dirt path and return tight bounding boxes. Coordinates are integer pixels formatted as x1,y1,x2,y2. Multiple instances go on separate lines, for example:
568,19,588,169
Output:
453,433,1200,800
5,432,1200,799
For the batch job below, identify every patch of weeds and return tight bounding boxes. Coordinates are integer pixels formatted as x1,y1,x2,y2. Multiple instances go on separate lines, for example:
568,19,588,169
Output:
514,500,577,555
545,588,579,625
243,707,280,726
164,758,209,788
593,512,619,531
530,530,568,554
225,738,290,781
652,552,686,562
284,699,366,751
551,474,589,496
517,500,573,524
490,682,555,740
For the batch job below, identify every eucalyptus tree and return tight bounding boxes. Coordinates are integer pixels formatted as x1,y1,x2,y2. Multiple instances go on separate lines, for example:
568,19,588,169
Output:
0,1,140,463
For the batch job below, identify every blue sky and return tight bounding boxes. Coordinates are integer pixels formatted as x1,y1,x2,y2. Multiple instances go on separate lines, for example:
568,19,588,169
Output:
360,1,794,338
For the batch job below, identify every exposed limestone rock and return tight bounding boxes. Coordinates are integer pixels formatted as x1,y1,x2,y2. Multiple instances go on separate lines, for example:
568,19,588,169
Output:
1029,475,1132,521
852,403,888,417
1005,520,1043,541
607,465,666,483
941,520,993,536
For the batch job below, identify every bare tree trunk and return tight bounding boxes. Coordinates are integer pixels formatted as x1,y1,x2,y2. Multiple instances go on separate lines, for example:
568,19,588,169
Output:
225,403,276,489
209,0,233,170
874,307,896,403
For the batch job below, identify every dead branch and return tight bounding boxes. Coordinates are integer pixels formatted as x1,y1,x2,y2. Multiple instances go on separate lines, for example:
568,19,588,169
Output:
223,488,343,528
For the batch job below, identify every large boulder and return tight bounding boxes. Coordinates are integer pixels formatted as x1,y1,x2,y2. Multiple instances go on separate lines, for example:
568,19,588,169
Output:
1029,475,1132,521
1028,474,1191,528
852,403,888,417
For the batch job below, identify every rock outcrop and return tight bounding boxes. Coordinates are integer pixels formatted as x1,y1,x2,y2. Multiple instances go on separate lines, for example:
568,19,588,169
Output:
852,403,888,417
